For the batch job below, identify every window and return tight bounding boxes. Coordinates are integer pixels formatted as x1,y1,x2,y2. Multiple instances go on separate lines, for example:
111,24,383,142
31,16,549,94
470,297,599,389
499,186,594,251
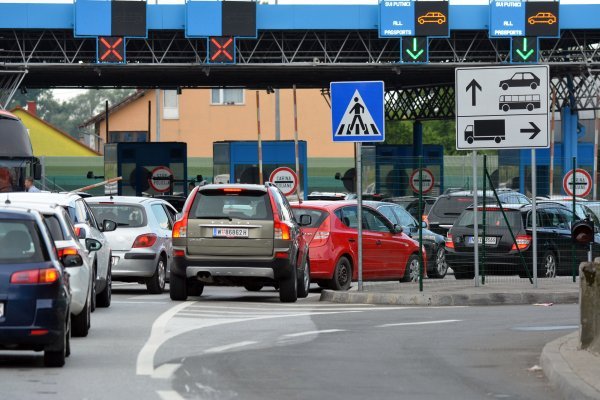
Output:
88,204,147,228
211,88,244,105
151,204,171,230
378,206,399,225
0,220,48,263
392,205,417,227
109,131,147,143
163,89,179,120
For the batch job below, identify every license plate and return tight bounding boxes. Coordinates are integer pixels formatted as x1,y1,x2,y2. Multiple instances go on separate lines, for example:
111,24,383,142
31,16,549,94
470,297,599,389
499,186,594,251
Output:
213,228,249,238
0,303,3,318
466,236,497,245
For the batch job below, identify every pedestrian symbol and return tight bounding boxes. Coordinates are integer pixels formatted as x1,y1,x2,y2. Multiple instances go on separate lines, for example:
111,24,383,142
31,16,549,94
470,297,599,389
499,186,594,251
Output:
331,81,385,143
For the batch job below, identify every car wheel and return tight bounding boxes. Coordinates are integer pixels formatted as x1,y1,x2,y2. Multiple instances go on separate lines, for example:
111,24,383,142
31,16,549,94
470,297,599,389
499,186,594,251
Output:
330,256,352,291
279,271,298,303
71,286,91,337
501,83,509,90
418,18,424,24
297,258,310,299
401,254,421,282
527,103,534,112
454,269,475,280
502,104,510,112
430,247,448,279
244,283,263,292
187,280,204,297
96,263,111,308
467,137,474,144
530,82,538,90
146,256,166,294
494,136,502,144
44,318,69,367
539,251,557,278
169,271,188,301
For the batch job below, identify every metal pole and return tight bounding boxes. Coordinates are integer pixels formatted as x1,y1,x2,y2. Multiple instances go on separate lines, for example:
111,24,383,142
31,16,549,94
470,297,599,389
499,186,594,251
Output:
293,85,302,201
256,91,263,184
147,100,152,142
572,157,577,282
594,94,599,200
275,89,281,141
549,89,556,196
105,100,109,143
155,89,161,142
418,157,423,292
532,149,538,288
356,142,363,292
473,151,479,286
482,155,486,285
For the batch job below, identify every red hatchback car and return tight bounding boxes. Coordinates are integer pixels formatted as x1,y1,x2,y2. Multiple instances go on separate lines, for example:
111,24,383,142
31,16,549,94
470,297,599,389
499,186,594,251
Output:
291,201,425,290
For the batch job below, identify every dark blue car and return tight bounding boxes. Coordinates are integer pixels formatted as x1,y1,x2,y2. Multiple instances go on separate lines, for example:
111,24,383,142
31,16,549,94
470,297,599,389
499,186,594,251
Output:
0,208,80,367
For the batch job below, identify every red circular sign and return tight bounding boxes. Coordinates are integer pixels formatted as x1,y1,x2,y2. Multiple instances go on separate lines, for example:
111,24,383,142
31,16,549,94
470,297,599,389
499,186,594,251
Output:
562,168,592,198
149,166,173,193
269,167,298,196
409,168,435,194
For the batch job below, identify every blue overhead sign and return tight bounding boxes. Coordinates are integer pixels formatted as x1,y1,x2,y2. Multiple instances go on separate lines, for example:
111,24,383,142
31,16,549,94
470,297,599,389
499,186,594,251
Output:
331,81,385,143
379,1,415,37
489,0,525,38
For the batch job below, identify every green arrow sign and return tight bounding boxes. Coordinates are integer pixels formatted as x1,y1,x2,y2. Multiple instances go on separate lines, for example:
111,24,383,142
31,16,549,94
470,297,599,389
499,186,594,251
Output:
405,38,424,60
515,37,534,61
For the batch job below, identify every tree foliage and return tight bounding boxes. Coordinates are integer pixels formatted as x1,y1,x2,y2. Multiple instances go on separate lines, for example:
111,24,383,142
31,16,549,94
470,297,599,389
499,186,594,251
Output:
385,119,460,155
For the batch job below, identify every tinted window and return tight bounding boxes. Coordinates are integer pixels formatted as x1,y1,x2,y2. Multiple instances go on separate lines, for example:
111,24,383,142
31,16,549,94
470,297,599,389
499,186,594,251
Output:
392,205,416,227
43,215,66,241
455,210,521,229
377,206,399,225
190,189,273,221
0,219,49,263
291,208,328,228
89,204,147,228
430,196,475,218
151,204,171,230
335,206,359,229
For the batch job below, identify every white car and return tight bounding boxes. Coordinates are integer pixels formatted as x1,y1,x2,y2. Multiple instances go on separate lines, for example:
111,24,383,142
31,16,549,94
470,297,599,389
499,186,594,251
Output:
0,202,101,337
0,192,115,308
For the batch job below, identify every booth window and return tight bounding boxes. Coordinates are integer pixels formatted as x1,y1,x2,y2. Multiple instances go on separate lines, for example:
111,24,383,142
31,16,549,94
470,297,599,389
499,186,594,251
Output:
163,89,179,120
109,131,147,143
211,88,244,105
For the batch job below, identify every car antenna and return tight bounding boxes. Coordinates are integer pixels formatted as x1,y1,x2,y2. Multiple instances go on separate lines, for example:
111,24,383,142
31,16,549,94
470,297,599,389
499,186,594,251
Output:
4,194,10,205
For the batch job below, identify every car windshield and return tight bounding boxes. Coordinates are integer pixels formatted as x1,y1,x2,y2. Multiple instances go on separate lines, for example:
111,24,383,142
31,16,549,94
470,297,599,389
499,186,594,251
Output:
190,189,273,221
88,204,147,228
291,208,328,228
455,210,521,229
0,219,48,263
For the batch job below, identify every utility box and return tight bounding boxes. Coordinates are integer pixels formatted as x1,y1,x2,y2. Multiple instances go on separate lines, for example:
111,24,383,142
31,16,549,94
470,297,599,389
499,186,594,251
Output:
103,142,188,196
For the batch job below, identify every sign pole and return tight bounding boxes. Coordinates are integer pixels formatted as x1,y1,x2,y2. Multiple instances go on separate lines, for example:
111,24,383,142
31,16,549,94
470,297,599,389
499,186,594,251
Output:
594,93,599,200
473,150,479,287
356,142,363,292
550,89,557,196
256,91,263,185
293,84,302,201
532,149,538,288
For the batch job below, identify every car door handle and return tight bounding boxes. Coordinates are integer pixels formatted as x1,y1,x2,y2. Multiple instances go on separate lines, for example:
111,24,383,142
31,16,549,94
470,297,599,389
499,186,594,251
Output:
348,238,356,243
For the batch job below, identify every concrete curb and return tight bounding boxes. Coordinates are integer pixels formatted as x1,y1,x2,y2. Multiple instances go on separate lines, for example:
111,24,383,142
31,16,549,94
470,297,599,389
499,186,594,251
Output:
541,332,600,400
319,289,579,306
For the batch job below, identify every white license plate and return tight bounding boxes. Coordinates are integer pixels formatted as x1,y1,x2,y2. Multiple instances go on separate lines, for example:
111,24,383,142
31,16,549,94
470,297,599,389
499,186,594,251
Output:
0,303,3,318
467,236,497,245
213,228,249,238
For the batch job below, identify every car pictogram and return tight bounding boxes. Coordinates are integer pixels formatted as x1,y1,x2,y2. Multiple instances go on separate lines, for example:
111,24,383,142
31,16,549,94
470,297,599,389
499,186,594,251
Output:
417,12,446,25
499,72,541,90
528,12,557,25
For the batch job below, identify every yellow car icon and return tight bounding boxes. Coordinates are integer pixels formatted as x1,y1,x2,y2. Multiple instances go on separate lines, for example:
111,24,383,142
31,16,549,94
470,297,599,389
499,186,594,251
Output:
528,12,557,25
417,12,446,25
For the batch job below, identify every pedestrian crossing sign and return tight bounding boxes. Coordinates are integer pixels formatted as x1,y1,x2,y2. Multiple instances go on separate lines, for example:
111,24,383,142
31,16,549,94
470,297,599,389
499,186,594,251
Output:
331,81,385,142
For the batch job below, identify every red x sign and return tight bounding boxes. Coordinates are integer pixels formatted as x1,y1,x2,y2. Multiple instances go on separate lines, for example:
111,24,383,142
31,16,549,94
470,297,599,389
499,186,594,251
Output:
98,37,125,63
209,37,235,63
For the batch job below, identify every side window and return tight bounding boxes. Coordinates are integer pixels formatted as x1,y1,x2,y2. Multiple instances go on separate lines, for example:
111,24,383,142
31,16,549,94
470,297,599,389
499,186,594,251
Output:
269,189,290,221
151,204,171,230
363,208,391,233
393,206,416,227
378,206,399,225
556,208,575,229
76,200,96,228
335,206,358,229
162,204,177,228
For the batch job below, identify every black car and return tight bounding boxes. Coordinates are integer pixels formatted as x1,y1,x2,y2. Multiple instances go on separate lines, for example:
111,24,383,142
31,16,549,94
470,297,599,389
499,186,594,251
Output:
0,207,83,367
368,201,447,279
445,203,599,280
499,72,541,90
426,189,530,236
382,196,437,222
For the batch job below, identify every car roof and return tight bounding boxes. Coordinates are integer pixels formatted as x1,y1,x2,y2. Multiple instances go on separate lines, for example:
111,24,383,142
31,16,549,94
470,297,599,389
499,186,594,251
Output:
291,200,379,211
87,196,161,205
2,201,64,215
0,206,39,221
0,192,82,205
199,184,268,193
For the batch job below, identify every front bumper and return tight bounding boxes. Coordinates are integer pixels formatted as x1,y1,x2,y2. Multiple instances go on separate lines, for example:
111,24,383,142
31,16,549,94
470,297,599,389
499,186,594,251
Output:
111,250,159,279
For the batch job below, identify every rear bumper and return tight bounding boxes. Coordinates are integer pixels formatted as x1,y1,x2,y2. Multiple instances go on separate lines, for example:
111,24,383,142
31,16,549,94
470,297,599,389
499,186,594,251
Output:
112,250,158,278
446,250,527,274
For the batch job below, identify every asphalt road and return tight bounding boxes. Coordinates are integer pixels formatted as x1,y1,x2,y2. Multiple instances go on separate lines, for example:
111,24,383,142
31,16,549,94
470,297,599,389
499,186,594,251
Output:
0,283,578,400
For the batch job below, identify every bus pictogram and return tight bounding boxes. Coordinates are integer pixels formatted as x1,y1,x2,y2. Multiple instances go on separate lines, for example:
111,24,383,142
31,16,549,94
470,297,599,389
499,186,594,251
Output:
499,94,541,112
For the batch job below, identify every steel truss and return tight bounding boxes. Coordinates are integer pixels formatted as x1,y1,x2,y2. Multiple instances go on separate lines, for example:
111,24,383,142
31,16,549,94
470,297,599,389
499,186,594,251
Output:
0,69,27,109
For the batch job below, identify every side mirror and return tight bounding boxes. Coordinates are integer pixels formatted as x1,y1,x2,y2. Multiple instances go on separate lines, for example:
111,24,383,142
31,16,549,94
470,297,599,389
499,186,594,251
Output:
85,238,102,252
33,163,42,180
62,254,83,268
86,171,94,179
102,219,117,232
299,214,312,227
572,219,594,244
394,224,403,234
421,221,428,229
74,223,88,239
334,172,341,180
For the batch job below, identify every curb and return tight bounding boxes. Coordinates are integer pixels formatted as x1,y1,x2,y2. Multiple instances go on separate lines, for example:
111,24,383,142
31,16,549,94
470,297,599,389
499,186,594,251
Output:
319,289,579,306
540,332,600,400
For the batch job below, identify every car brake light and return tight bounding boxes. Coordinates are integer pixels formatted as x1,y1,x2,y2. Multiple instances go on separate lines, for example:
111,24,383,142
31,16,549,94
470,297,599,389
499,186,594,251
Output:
172,219,187,238
11,268,59,284
445,233,455,249
132,234,158,248
223,188,243,193
511,234,532,251
311,216,330,247
30,329,49,336
274,221,291,240
57,247,78,258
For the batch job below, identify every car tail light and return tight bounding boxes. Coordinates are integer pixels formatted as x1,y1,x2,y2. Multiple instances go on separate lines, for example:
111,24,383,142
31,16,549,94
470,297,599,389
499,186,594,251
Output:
57,247,78,258
311,216,330,247
173,187,198,238
275,251,289,259
445,233,455,249
222,188,243,193
11,268,59,284
132,234,158,248
511,234,532,251
30,329,49,336
173,249,185,257
274,221,291,240
422,215,429,226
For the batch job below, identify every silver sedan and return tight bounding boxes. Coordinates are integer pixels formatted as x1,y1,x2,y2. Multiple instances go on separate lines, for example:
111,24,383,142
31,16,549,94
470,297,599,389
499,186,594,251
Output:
87,196,178,294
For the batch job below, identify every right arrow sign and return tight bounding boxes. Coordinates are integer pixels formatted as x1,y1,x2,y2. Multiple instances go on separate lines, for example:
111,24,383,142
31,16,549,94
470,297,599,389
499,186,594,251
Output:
521,122,541,139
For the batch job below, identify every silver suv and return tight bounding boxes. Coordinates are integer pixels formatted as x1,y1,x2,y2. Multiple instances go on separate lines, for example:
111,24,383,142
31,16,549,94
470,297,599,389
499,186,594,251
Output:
171,183,311,303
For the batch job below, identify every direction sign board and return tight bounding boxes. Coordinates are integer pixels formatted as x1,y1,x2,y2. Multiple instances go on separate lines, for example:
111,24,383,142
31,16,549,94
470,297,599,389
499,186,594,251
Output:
331,81,385,143
563,168,592,198
379,0,415,37
269,167,298,196
149,166,173,193
455,65,549,150
489,0,525,38
409,168,435,194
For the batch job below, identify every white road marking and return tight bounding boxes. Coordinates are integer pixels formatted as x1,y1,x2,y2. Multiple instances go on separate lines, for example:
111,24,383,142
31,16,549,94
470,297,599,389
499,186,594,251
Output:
282,329,346,338
152,363,182,379
204,341,258,354
112,301,167,305
512,325,578,332
378,319,462,328
156,390,186,400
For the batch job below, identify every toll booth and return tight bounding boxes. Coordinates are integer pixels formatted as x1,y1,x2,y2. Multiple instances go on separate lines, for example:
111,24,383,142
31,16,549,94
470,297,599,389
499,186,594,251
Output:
362,144,444,197
212,140,308,198
103,142,188,196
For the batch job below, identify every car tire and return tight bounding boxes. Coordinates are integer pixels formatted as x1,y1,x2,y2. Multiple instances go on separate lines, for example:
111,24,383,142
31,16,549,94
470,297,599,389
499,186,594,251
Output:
501,83,509,91
96,263,111,308
330,256,352,291
297,258,310,299
401,254,421,282
429,246,448,279
502,104,510,112
44,318,69,368
530,82,538,90
279,272,298,303
539,251,557,278
71,286,91,337
187,280,204,297
244,283,263,292
467,137,474,144
146,256,167,294
454,269,475,280
169,271,188,301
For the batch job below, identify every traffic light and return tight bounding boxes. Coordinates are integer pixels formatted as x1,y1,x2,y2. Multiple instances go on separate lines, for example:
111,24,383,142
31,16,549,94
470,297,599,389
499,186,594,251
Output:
401,36,428,63
511,36,538,63
98,37,125,63
572,219,594,244
208,37,235,64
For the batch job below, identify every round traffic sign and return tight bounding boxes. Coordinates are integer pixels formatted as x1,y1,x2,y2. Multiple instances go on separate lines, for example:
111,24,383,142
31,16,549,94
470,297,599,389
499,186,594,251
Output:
563,168,592,198
409,168,435,194
269,167,298,196
149,166,173,193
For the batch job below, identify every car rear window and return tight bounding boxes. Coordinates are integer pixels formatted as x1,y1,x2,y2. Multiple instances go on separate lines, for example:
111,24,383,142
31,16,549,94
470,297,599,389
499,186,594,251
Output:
292,208,328,228
190,189,273,221
0,219,49,263
43,215,66,241
430,196,476,218
455,210,522,229
88,204,147,228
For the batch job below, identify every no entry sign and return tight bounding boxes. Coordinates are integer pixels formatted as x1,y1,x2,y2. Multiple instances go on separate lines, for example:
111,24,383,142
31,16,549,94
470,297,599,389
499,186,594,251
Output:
269,167,298,196
149,166,173,193
410,168,435,194
563,168,592,198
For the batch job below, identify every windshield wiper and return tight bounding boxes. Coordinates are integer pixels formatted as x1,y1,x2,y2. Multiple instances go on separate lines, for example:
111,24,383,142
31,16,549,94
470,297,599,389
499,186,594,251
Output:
199,216,233,221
